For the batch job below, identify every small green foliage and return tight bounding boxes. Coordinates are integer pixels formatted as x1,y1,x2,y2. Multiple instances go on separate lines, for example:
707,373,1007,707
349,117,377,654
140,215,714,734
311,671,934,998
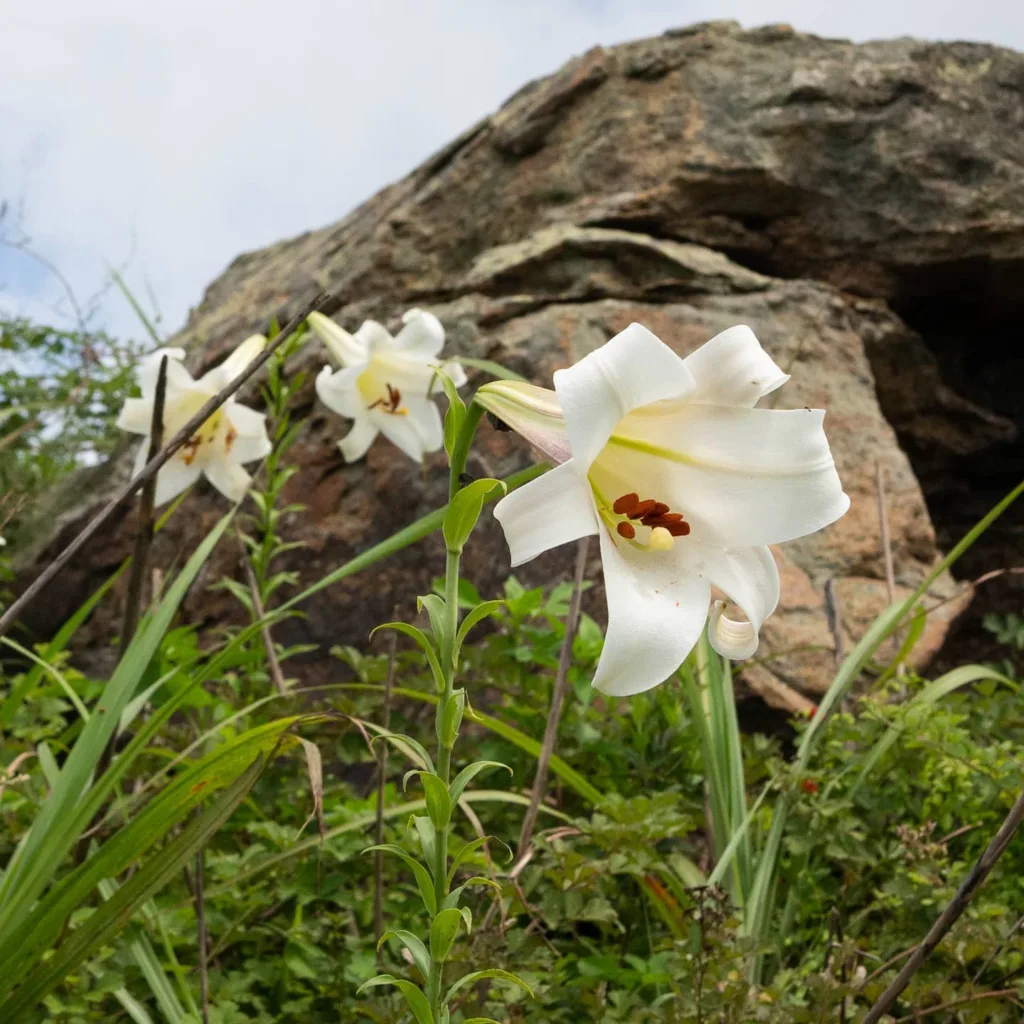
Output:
442,478,506,553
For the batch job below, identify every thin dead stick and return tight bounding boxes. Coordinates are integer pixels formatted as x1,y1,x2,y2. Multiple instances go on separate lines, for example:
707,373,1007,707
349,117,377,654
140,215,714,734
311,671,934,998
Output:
120,356,168,657
972,912,1024,985
861,787,1024,1024
875,460,897,608
72,360,168,869
889,988,1018,1022
515,537,589,861
194,846,210,1024
235,526,287,696
374,617,398,949
824,578,844,667
0,291,334,640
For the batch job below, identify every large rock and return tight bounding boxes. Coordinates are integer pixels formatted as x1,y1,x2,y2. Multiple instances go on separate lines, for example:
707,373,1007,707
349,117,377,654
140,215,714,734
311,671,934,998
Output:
17,22,1023,705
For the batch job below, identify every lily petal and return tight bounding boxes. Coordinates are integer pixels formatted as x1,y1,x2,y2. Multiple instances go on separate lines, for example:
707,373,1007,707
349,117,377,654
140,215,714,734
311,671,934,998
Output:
697,545,780,660
370,405,437,463
339,416,378,462
438,359,467,390
308,312,367,367
153,457,202,506
137,348,191,394
117,398,154,434
393,309,445,359
604,404,850,547
204,459,253,504
316,365,366,419
683,325,789,407
202,334,266,390
401,395,444,454
593,529,711,696
475,381,571,464
554,323,696,469
224,405,273,464
492,461,598,567
354,320,393,356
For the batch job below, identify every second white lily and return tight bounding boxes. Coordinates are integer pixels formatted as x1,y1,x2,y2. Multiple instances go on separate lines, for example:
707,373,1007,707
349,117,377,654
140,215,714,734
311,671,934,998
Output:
117,336,272,506
310,309,466,464
477,323,850,697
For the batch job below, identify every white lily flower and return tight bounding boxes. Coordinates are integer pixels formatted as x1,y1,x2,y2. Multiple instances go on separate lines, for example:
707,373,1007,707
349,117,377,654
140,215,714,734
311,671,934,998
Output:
309,308,467,464
116,335,272,506
477,323,850,697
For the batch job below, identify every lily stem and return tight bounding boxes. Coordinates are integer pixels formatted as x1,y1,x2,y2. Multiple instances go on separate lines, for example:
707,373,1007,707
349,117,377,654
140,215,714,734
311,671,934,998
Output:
427,398,485,1019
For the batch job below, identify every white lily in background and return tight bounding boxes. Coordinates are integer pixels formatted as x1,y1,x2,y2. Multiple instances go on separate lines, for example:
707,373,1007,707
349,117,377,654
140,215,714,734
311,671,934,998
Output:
117,336,272,506
310,308,467,464
477,323,849,697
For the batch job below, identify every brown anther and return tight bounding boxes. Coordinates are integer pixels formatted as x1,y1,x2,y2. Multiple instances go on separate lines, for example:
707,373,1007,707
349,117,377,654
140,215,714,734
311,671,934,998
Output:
628,499,657,520
666,521,691,537
225,426,238,452
182,436,202,466
613,492,640,515
640,513,683,528
616,521,636,540
651,502,670,516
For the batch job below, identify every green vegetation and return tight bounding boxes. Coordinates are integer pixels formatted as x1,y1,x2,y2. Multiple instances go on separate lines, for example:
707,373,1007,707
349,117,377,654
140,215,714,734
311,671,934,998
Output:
1,313,1022,1023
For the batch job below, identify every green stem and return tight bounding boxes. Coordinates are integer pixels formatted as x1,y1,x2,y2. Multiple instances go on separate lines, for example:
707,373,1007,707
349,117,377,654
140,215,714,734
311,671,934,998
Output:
427,398,486,1020
449,401,486,502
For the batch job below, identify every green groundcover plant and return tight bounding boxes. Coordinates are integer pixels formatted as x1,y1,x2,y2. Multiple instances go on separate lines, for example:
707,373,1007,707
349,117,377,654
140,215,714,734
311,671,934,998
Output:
1,302,1022,1024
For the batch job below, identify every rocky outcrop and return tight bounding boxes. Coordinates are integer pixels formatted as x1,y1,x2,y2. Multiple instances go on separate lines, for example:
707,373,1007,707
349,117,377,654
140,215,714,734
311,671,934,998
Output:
17,21,1023,706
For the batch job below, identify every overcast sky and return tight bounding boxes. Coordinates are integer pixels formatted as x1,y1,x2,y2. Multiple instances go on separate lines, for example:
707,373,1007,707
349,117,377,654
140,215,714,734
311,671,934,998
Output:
2,0,1023,342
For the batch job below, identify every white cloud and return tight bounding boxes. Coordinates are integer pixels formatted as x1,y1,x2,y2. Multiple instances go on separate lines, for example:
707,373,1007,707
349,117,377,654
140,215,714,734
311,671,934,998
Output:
2,0,1022,341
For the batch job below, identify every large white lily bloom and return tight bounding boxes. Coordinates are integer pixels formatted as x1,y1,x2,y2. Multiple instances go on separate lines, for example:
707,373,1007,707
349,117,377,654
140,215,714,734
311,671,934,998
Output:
116,336,272,506
478,323,850,697
310,309,467,464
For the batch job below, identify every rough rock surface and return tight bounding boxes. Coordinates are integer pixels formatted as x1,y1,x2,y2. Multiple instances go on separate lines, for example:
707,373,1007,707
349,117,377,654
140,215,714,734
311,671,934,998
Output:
18,21,1023,706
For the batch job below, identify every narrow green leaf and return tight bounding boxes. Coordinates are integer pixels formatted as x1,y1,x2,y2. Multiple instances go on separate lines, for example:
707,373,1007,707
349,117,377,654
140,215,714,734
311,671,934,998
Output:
456,356,528,382
378,930,431,979
417,593,449,652
363,726,435,773
438,369,467,459
454,600,504,660
0,511,235,934
0,756,263,1020
357,975,434,1024
445,878,500,909
448,835,511,887
371,621,444,692
438,690,466,750
443,478,506,554
407,771,452,831
445,968,533,1003
365,844,437,915
429,907,465,963
449,760,511,805
412,815,437,866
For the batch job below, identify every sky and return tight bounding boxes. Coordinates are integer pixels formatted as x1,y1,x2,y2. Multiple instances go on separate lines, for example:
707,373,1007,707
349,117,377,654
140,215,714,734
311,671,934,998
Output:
2,0,1023,342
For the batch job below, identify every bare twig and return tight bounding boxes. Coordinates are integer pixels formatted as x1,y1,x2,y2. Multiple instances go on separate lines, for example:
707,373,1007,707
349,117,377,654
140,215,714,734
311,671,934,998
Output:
72,360,168,869
194,847,209,1024
861,787,1024,1024
0,291,334,640
889,988,1018,1022
923,566,1024,617
875,460,897,608
972,912,1024,985
374,617,398,950
235,527,287,696
515,537,589,862
120,356,168,656
824,578,844,667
